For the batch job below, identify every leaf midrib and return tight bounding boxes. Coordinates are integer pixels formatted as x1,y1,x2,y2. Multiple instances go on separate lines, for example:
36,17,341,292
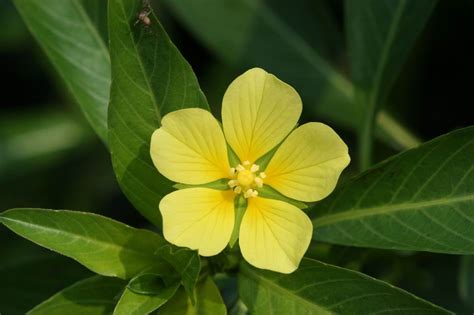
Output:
114,0,161,121
1,214,158,261
313,194,474,227
240,264,332,315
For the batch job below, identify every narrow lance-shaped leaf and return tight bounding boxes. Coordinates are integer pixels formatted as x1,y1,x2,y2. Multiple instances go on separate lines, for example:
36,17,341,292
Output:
239,258,451,314
28,276,126,315
0,208,169,279
312,126,474,254
127,273,178,295
155,244,201,301
108,0,209,226
346,0,437,168
13,0,110,142
157,277,226,315
161,0,420,150
114,280,180,315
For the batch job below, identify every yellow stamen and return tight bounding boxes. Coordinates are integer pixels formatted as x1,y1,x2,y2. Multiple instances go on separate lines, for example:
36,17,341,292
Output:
228,179,238,188
228,162,264,198
250,164,259,173
244,189,258,198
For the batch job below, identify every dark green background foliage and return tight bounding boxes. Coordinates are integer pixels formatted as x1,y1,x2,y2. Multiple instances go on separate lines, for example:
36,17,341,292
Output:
1,0,473,314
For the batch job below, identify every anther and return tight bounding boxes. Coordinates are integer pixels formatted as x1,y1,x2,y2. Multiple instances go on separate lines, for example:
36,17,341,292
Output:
228,179,238,188
244,189,258,198
229,162,264,197
250,164,259,173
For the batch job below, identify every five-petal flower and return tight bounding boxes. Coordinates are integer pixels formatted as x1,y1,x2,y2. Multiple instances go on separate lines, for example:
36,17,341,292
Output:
150,68,350,273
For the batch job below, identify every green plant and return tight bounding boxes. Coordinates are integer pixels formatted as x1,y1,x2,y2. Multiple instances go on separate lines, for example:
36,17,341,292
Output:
2,0,473,313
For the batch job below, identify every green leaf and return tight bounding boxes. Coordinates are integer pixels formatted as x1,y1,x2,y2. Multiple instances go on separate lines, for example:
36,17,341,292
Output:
114,281,179,315
239,258,451,314
229,300,249,315
108,0,209,226
312,126,474,254
346,0,437,168
0,208,168,279
459,256,474,308
155,244,201,300
157,277,226,315
128,273,178,295
28,276,125,315
13,0,110,143
161,0,420,150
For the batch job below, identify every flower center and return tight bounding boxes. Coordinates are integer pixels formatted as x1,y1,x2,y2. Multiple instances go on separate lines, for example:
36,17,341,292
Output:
237,170,254,187
228,160,266,198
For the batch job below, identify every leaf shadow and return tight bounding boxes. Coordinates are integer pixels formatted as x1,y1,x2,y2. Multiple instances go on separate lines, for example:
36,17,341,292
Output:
118,143,173,227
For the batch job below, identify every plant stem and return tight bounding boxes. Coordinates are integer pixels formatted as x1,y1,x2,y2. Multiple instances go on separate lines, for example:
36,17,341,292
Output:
376,111,421,150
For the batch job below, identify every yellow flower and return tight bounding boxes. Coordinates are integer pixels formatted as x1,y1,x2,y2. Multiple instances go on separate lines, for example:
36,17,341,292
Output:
150,68,350,273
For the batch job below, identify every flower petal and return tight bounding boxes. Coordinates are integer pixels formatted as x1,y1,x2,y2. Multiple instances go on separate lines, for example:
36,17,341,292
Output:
150,108,230,185
222,68,302,163
239,197,312,273
160,188,235,256
264,122,350,202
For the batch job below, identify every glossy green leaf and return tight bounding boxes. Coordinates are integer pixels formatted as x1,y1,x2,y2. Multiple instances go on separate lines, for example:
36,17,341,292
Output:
161,0,420,150
229,300,249,315
312,126,474,254
0,208,168,279
155,244,201,300
108,0,209,226
239,258,450,314
459,256,474,308
28,276,125,315
114,281,179,315
346,0,437,168
157,277,226,315
128,273,178,295
13,0,110,142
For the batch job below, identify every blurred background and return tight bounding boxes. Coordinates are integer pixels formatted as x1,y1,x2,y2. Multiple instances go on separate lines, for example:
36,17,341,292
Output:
1,0,473,313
